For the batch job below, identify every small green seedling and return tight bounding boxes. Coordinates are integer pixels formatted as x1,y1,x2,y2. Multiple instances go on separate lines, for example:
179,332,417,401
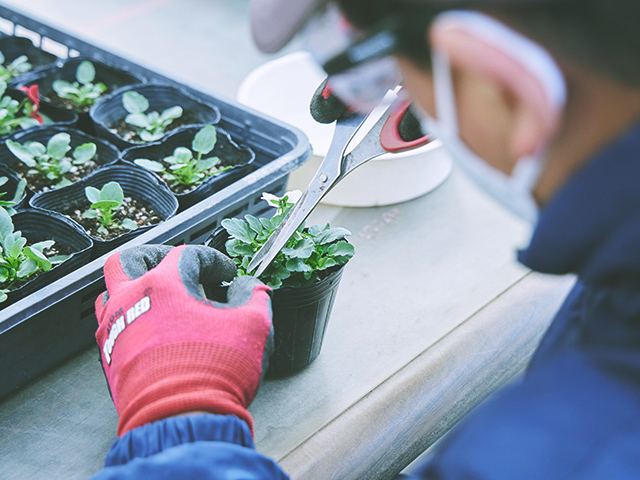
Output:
0,50,32,82
222,191,355,289
6,132,97,187
0,207,68,302
122,91,183,142
134,125,231,187
0,81,43,136
0,176,27,215
52,60,107,109
82,181,138,235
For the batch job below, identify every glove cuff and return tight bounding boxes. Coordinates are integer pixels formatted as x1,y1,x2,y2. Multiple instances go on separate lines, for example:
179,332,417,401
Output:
114,342,260,436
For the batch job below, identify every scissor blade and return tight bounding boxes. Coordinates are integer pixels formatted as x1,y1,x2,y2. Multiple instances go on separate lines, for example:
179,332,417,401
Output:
247,113,368,277
248,185,326,278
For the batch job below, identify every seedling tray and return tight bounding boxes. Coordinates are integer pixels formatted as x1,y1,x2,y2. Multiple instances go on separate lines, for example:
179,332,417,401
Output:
0,5,311,399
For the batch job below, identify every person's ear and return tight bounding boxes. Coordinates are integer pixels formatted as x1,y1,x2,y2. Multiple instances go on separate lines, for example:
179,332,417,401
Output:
429,15,564,158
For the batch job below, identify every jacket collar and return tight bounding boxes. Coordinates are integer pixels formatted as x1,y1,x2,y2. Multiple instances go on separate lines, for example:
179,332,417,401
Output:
519,121,640,284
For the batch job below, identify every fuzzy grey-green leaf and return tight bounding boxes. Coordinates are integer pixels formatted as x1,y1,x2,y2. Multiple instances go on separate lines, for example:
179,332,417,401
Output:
122,91,149,114
192,125,217,155
72,142,97,164
76,60,96,84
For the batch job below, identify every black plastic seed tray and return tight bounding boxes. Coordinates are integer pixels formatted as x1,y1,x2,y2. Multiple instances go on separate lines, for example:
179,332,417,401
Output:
0,4,311,399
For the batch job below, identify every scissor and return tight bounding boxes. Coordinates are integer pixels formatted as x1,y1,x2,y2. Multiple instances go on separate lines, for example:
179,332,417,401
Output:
247,96,430,278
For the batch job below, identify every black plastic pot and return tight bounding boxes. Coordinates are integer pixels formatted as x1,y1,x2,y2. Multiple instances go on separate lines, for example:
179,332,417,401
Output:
29,163,179,258
0,36,59,86
15,56,146,134
122,125,256,211
2,126,121,199
0,163,26,211
90,84,221,150
206,228,347,376
2,209,93,308
0,88,77,143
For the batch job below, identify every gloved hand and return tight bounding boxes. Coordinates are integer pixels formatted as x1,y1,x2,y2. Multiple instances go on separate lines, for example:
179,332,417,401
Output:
95,245,273,437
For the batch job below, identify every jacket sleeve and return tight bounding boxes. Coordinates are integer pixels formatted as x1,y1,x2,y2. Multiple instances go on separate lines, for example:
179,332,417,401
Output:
91,414,289,480
394,347,640,479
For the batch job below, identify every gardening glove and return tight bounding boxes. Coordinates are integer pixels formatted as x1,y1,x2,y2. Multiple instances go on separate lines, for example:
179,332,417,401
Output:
94,244,273,437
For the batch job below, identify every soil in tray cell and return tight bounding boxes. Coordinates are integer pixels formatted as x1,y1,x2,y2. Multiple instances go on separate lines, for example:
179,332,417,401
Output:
67,197,161,240
12,158,103,193
112,112,200,144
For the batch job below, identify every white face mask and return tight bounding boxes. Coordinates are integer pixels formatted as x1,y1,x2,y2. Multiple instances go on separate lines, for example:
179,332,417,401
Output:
419,11,567,225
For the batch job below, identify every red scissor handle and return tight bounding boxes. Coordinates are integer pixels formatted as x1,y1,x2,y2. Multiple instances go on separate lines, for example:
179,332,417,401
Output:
380,100,430,153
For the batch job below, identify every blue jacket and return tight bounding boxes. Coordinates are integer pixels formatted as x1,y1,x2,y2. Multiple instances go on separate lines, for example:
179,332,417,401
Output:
93,123,640,479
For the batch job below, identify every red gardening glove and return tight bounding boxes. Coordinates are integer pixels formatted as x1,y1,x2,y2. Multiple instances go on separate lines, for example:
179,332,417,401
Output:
95,245,273,437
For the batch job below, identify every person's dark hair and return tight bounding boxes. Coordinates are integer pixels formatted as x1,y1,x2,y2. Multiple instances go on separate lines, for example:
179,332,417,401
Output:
337,0,640,88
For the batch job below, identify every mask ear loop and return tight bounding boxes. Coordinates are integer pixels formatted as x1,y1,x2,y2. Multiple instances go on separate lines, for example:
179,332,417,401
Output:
431,50,459,136
430,11,568,191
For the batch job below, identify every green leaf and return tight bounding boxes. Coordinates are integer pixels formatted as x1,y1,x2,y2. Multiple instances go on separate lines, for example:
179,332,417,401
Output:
192,125,217,155
134,159,165,172
27,141,47,157
6,234,26,258
197,156,219,171
245,215,264,235
260,217,274,231
12,178,27,204
0,80,6,98
56,178,73,188
76,60,96,84
91,200,120,211
125,113,151,129
46,133,71,160
122,91,149,114
0,207,14,243
327,240,355,258
0,290,7,303
6,140,36,167
160,106,182,122
16,258,38,278
315,226,352,245
48,254,69,264
24,246,52,271
282,238,314,259
121,218,138,230
72,142,97,164
139,130,162,142
99,181,124,204
221,217,256,243
285,257,312,273
82,209,98,218
52,79,76,97
0,51,4,65
30,239,55,252
0,266,8,283
0,177,7,188
85,186,101,204
317,256,338,270
225,238,256,257
173,147,193,163
97,225,108,235
20,118,41,129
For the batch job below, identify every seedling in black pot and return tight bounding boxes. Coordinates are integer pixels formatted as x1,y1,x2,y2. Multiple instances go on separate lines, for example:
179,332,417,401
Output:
82,181,139,235
52,60,107,111
0,176,26,214
6,132,97,189
0,207,68,302
222,191,355,289
0,50,32,83
134,125,231,190
0,81,44,136
122,90,183,142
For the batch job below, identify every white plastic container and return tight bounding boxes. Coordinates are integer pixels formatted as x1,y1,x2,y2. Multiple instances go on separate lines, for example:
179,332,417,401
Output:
238,51,452,207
